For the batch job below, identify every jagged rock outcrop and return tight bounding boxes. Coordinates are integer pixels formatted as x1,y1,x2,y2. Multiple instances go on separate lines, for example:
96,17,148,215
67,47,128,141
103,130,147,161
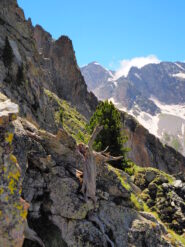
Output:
0,0,58,133
0,94,29,247
121,112,185,175
33,25,98,119
0,0,98,136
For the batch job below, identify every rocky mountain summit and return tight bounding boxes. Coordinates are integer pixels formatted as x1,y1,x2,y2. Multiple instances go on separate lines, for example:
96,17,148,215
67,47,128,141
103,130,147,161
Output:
33,25,98,119
127,62,185,104
81,62,185,156
0,1,185,246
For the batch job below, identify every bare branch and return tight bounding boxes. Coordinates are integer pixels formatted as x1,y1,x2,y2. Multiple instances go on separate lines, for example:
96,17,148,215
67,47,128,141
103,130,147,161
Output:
105,155,123,162
99,146,109,154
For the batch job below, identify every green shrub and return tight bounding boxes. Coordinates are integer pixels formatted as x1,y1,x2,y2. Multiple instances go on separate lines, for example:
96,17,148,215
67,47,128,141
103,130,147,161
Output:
88,100,128,169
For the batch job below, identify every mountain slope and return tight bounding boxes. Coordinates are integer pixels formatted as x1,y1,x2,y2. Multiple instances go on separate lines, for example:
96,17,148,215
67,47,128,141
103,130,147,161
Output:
0,1,185,246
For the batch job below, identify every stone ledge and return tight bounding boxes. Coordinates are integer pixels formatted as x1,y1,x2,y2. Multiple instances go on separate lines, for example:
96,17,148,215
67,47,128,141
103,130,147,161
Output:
0,95,19,127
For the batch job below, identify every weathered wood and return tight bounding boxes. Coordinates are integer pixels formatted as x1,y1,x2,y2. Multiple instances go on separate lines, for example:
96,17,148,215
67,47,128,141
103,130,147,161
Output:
78,126,123,205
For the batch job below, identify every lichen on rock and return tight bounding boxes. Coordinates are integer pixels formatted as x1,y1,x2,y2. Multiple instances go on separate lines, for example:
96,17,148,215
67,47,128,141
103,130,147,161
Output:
0,95,28,247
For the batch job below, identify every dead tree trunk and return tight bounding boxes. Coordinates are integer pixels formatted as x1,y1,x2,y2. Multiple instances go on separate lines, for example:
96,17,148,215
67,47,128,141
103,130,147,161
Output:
80,126,103,204
80,126,123,205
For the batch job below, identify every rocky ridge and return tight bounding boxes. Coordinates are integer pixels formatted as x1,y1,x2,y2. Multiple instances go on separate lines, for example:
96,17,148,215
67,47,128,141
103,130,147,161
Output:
33,25,98,119
0,0,98,136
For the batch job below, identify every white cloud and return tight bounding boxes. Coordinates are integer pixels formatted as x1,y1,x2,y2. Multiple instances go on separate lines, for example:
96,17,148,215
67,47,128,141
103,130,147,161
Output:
114,55,160,79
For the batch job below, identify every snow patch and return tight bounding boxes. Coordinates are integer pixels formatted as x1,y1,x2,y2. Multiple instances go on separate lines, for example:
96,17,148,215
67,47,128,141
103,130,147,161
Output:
181,123,185,136
134,73,142,80
136,112,160,137
175,63,185,71
113,81,118,87
150,97,185,120
108,70,114,78
108,97,127,111
93,62,100,66
171,73,185,79
107,98,160,136
108,77,113,82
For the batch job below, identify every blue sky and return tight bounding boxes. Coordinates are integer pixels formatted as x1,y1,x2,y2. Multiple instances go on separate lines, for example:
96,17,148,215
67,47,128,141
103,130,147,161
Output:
17,0,185,69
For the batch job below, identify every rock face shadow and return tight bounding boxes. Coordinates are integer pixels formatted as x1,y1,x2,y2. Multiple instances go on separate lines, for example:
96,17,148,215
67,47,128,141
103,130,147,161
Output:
23,216,68,247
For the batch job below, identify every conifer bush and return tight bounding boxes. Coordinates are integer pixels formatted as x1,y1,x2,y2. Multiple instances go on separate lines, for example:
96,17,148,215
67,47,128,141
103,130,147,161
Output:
88,100,128,168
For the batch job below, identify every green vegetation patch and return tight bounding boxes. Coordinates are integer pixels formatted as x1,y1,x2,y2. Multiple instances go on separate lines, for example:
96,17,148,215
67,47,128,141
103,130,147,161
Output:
44,89,90,144
111,163,185,246
108,165,131,191
124,161,174,184
167,229,185,247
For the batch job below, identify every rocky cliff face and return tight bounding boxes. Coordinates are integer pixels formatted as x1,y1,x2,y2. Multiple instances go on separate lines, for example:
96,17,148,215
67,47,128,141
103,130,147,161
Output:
0,94,29,247
0,0,58,133
33,25,98,119
132,167,185,236
0,0,98,136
